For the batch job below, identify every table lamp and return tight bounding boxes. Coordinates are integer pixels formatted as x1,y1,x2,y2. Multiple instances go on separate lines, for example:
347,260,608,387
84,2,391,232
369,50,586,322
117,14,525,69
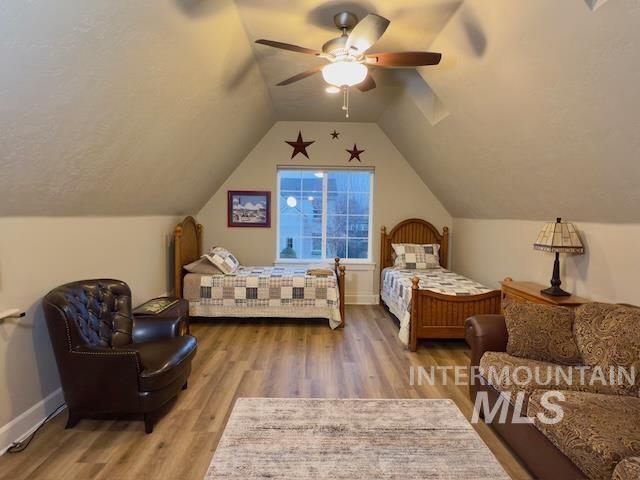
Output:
533,218,584,297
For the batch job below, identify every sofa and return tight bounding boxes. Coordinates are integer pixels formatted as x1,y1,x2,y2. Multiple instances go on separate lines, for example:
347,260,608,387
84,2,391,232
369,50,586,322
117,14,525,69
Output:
466,301,640,480
44,279,197,433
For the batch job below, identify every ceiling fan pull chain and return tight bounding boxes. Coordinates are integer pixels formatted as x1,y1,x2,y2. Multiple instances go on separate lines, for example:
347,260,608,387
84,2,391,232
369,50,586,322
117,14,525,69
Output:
344,87,350,119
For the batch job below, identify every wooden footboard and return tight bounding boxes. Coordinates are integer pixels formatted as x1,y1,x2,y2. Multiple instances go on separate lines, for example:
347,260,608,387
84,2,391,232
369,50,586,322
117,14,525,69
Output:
409,277,502,352
335,257,346,328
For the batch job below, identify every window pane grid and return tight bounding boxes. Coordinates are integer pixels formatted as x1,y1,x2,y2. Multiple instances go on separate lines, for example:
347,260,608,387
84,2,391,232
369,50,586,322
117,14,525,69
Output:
278,169,372,261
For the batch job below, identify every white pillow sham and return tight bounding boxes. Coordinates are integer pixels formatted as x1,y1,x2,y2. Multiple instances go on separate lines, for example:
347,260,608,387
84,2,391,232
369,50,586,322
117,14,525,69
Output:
201,247,240,274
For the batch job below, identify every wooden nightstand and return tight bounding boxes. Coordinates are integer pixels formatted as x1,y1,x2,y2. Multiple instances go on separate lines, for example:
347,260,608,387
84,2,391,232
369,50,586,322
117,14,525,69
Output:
500,278,590,311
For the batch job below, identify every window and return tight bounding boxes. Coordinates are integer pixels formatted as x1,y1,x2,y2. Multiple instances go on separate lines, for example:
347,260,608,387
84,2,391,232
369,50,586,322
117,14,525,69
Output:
277,169,373,261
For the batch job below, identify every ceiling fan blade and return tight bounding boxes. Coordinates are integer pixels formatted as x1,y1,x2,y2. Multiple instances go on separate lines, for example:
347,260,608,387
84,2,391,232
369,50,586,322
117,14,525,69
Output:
255,39,321,57
366,51,442,67
345,14,390,54
357,74,376,92
276,66,323,86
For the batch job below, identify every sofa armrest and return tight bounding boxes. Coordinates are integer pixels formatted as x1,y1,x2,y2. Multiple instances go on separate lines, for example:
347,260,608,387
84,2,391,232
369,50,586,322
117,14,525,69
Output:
465,314,508,368
132,316,181,343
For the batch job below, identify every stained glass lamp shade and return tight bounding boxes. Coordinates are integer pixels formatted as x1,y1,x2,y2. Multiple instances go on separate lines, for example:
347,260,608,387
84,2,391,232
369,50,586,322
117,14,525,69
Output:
533,218,584,297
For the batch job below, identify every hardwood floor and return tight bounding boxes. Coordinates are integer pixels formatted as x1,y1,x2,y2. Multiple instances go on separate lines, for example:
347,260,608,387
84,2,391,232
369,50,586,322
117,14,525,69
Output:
0,306,532,480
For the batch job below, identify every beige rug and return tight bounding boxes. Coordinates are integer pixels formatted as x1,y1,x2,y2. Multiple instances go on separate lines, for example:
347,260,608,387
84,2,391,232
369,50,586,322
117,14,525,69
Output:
205,398,509,479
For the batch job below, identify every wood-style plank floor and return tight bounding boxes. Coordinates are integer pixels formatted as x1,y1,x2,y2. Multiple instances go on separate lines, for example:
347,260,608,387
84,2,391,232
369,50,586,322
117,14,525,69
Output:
0,306,532,480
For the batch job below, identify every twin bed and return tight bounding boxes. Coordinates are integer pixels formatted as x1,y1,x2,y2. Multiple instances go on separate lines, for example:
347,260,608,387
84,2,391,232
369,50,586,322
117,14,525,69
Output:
172,216,500,352
379,219,501,351
173,216,346,328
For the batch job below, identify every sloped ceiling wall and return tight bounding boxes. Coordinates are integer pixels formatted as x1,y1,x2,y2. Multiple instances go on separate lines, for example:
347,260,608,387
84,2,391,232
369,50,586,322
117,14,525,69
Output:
2,0,639,221
0,0,274,216
379,0,640,222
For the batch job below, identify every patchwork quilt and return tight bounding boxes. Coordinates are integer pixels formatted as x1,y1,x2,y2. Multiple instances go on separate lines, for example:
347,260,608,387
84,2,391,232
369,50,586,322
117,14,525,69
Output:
381,267,492,345
190,267,341,329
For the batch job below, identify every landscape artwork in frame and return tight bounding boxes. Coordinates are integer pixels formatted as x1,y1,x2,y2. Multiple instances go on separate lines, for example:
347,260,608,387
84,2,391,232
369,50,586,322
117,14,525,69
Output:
227,191,271,228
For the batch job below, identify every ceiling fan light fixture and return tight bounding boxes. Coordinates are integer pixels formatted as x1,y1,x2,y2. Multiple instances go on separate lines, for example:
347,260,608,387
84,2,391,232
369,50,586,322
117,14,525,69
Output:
321,61,368,88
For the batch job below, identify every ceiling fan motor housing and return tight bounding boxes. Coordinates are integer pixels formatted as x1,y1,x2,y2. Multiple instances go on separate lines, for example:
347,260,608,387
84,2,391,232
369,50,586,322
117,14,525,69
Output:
323,12,359,56
322,35,348,56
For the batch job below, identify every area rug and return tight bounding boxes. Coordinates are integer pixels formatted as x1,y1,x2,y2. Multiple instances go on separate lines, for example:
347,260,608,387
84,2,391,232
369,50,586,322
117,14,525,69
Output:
205,398,508,479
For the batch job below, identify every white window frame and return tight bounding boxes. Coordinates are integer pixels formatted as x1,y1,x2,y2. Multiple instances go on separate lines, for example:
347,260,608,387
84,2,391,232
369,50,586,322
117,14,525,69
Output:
276,167,374,264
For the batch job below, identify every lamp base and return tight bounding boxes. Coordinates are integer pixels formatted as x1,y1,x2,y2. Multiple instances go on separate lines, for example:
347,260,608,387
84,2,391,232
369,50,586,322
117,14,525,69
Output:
540,286,571,297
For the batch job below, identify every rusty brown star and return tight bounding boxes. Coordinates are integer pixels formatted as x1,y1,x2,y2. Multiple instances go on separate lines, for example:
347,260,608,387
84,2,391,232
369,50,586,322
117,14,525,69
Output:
285,131,315,159
330,130,340,140
346,144,365,162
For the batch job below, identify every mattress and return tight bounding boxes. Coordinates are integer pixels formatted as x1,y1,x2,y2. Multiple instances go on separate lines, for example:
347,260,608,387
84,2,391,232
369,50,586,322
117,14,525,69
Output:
381,267,492,345
184,266,341,329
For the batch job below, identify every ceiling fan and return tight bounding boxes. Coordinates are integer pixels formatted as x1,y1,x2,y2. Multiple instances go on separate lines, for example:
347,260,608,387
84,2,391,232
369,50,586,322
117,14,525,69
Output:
255,11,442,118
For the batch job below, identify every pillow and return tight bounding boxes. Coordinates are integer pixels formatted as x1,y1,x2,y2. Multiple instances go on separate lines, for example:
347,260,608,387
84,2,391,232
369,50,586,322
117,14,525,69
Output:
391,243,440,269
574,303,640,371
183,257,222,275
504,301,582,365
201,247,240,274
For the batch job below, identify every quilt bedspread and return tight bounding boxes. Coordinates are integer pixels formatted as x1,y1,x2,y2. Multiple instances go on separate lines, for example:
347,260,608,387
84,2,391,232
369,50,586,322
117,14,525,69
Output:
381,267,492,344
190,267,341,328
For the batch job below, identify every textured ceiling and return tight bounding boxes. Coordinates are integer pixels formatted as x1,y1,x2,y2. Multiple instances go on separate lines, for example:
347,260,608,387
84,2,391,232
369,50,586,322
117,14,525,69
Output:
0,0,273,215
379,0,640,222
2,0,639,221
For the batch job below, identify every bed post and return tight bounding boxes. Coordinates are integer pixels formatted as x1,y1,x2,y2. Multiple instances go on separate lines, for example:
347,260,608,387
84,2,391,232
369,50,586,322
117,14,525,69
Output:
380,226,387,305
174,225,183,299
197,223,204,256
441,226,449,269
335,257,346,328
410,276,420,352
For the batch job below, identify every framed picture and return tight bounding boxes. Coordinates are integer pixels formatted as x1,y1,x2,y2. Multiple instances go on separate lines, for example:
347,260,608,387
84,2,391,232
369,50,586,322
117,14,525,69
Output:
227,191,271,228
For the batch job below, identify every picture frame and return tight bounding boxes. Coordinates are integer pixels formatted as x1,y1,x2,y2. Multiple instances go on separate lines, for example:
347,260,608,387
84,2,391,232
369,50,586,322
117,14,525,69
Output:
227,190,271,228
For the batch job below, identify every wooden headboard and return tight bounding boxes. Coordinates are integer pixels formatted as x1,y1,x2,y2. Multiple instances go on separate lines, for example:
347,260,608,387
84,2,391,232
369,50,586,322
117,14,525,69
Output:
380,218,449,274
174,216,203,299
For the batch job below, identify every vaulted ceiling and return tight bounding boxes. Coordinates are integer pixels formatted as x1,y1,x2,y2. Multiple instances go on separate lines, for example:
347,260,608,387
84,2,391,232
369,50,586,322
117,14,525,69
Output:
0,0,273,215
1,0,639,221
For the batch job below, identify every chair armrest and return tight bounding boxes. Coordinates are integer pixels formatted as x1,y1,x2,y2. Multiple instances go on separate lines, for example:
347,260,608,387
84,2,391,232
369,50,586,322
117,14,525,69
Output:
132,316,181,343
465,314,508,368
64,346,142,410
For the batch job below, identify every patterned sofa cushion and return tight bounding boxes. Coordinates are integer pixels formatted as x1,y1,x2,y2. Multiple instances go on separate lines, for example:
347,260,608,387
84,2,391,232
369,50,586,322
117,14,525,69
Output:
479,352,636,410
202,247,240,275
612,457,640,480
574,303,640,382
503,301,582,365
527,391,640,480
391,243,440,269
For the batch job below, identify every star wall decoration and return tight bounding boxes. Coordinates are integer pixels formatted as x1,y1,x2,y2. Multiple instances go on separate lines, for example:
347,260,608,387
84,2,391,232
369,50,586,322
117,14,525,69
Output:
330,130,340,140
346,144,365,162
285,131,315,159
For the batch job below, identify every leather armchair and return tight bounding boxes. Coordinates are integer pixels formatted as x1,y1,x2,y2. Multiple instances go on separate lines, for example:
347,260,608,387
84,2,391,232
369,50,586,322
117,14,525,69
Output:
43,279,197,433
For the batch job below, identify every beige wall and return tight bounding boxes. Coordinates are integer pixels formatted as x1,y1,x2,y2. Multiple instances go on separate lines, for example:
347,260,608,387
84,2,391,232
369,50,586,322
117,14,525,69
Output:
452,218,640,305
0,216,178,447
197,121,452,299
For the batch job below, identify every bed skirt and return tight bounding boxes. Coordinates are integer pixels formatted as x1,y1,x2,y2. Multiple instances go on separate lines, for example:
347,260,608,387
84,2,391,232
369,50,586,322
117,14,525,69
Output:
189,302,342,329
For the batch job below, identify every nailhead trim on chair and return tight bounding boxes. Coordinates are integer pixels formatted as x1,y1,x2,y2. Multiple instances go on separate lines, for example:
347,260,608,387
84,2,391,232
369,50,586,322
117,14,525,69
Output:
69,349,141,373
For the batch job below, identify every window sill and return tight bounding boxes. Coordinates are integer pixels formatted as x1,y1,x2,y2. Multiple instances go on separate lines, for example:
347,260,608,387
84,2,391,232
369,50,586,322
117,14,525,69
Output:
274,260,376,271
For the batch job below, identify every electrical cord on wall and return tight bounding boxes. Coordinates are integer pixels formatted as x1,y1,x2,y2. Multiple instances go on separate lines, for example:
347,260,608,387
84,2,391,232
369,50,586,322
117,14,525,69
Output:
6,403,66,453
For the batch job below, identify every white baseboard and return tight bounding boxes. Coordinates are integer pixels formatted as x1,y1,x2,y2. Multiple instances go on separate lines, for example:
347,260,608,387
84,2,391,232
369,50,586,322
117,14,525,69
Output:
345,293,379,305
0,388,65,455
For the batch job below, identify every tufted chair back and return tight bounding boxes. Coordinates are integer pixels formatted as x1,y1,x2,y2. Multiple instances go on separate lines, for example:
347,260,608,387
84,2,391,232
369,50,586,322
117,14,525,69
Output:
44,279,134,349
